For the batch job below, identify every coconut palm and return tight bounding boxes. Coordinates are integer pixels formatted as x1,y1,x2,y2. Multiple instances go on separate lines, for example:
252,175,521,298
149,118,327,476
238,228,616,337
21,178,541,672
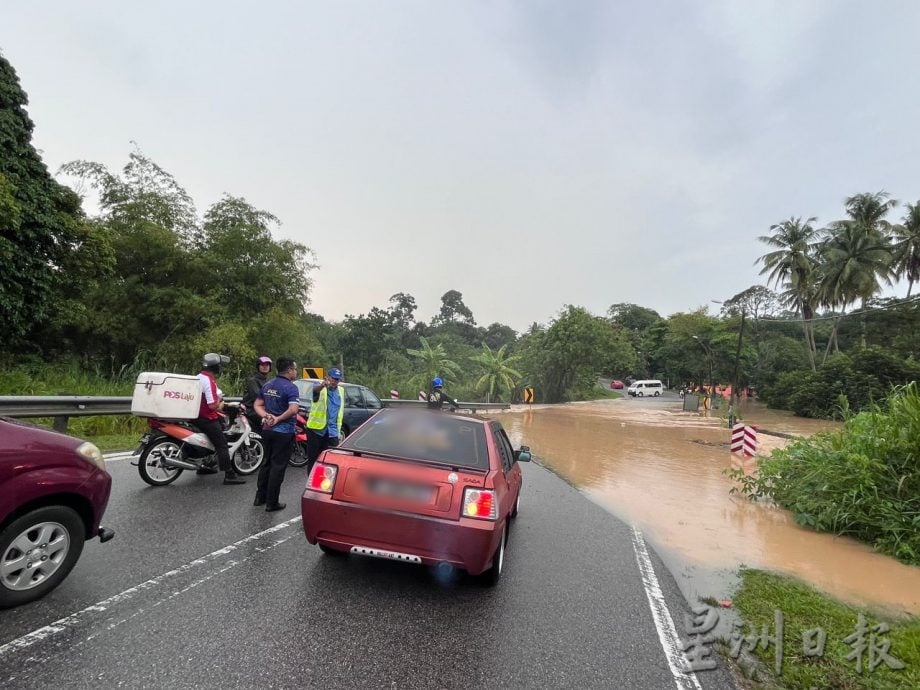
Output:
469,344,522,402
406,336,459,392
892,201,920,297
822,192,897,348
758,216,820,370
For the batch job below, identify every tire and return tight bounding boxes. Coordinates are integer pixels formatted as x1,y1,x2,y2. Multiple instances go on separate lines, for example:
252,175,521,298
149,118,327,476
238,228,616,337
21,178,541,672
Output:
510,490,521,519
654,391,661,397
0,506,85,608
477,523,507,587
289,441,309,468
638,392,644,397
318,543,346,556
138,438,185,486
233,437,264,475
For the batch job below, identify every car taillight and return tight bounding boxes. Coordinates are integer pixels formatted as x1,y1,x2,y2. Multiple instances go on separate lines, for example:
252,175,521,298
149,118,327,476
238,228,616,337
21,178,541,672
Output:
462,488,497,520
308,463,338,493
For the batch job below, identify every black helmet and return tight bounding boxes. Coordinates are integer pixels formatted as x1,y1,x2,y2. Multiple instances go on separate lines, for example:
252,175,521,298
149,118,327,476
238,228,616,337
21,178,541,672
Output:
202,353,230,371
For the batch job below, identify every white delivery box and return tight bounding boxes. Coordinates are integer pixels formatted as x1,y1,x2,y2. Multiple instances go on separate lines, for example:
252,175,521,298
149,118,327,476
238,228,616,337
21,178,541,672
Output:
131,372,202,419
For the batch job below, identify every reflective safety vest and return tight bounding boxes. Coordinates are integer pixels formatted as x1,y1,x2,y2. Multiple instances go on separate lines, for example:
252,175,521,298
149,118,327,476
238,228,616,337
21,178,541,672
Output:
307,386,345,434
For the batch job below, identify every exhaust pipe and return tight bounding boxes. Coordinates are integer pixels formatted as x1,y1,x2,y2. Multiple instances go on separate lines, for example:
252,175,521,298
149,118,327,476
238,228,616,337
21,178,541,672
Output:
158,455,199,471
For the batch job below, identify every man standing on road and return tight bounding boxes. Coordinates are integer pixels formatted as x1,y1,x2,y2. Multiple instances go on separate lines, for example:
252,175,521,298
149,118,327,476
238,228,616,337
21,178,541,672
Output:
196,353,246,485
253,357,300,512
242,355,272,432
305,368,345,473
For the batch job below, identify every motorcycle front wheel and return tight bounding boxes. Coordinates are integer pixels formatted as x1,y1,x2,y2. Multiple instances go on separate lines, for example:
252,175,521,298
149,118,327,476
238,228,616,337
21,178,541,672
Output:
138,438,185,486
289,440,309,467
233,437,265,475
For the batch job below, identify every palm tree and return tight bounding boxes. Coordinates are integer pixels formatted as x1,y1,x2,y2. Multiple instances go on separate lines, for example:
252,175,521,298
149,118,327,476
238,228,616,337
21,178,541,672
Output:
892,201,920,297
469,344,522,402
406,336,459,392
823,191,897,347
758,216,820,370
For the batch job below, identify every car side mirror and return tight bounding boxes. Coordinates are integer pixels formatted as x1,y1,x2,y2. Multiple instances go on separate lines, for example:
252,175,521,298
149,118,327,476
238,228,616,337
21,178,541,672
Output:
514,446,532,462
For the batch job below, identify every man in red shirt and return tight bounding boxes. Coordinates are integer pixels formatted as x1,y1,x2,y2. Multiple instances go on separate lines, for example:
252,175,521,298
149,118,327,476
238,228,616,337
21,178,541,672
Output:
196,353,245,484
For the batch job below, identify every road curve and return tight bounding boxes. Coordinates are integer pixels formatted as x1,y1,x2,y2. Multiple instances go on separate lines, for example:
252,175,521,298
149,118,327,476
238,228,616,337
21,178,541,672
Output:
0,452,736,689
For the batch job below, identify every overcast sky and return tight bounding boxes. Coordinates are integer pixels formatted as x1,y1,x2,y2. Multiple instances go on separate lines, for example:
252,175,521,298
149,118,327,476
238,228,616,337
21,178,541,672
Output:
4,1,920,331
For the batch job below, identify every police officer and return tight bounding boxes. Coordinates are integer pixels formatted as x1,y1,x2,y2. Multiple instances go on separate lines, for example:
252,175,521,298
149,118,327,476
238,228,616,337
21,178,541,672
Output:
305,368,345,472
253,357,300,512
427,377,459,411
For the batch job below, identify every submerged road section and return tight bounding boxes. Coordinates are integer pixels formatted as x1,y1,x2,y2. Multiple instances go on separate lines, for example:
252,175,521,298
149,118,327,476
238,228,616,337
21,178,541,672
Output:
0,453,735,688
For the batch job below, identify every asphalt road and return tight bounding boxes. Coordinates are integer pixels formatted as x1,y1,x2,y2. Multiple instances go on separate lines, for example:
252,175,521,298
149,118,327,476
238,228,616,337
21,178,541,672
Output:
0,451,736,689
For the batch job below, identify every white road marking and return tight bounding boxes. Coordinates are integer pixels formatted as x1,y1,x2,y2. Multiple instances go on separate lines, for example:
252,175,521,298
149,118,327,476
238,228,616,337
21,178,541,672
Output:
103,451,134,462
631,526,703,690
0,517,302,659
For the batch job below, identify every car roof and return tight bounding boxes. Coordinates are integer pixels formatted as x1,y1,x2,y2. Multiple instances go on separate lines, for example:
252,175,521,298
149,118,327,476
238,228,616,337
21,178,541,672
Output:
295,378,361,388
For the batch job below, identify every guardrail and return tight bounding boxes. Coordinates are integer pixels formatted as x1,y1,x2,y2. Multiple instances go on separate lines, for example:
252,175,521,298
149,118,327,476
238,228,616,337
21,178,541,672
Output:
0,395,510,432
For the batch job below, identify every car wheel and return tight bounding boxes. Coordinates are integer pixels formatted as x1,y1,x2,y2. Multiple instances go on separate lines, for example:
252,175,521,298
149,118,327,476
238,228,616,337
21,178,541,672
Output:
638,392,644,397
510,491,521,519
654,391,661,397
478,523,507,587
138,438,185,486
0,506,85,608
318,543,346,556
289,441,309,467
233,437,264,475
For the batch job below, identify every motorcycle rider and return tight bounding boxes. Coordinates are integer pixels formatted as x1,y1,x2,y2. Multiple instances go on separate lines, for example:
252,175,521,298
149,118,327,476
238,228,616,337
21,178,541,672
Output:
242,355,273,431
427,377,459,411
196,353,246,485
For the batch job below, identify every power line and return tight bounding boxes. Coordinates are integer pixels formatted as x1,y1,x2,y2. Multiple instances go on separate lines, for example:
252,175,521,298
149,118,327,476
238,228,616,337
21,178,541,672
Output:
754,293,920,323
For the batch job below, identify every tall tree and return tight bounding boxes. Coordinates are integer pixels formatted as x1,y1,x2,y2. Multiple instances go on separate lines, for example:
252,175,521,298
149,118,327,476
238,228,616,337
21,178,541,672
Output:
0,53,100,347
758,216,820,370
433,289,476,326
406,336,460,392
892,201,920,297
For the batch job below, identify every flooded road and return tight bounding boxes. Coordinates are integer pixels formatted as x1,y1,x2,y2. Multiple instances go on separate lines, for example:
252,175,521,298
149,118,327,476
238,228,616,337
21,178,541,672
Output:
501,399,920,617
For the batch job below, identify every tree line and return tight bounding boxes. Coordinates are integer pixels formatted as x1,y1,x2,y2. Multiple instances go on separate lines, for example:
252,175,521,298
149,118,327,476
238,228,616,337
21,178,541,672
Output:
3,51,920,415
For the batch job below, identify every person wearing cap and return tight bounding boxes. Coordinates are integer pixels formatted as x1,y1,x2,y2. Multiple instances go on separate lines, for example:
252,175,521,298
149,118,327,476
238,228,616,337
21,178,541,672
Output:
305,368,345,472
242,355,273,431
253,357,301,512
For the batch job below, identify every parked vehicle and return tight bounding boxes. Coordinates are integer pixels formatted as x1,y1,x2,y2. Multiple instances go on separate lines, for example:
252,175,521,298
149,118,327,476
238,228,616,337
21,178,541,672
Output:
293,379,384,440
627,380,664,397
301,408,531,586
289,409,310,467
0,418,114,608
135,403,264,486
610,380,624,390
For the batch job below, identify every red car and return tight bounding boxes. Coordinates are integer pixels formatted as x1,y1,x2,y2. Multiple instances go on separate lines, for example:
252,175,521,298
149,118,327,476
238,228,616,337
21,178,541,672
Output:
610,380,624,389
302,408,530,585
0,418,114,608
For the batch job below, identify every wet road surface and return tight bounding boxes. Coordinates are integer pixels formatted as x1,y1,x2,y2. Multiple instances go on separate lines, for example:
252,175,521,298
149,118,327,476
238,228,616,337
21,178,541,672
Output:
0,451,736,689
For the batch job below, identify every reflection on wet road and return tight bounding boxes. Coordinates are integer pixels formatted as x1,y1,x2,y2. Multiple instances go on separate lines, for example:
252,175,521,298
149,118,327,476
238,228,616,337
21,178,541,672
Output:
501,399,920,616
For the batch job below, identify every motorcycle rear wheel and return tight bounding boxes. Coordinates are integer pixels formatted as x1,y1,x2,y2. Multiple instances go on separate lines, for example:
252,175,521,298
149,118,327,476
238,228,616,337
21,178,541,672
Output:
289,441,309,467
138,438,185,486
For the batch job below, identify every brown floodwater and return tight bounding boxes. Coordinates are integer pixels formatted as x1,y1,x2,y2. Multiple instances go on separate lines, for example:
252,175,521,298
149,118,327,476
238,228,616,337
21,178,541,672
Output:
499,399,920,617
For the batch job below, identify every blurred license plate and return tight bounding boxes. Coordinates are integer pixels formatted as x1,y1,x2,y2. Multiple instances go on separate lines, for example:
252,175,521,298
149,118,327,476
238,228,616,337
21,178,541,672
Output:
366,478,433,502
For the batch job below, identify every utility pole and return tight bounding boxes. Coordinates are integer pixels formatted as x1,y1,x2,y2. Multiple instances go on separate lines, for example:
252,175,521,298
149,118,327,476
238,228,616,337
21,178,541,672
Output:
731,309,746,408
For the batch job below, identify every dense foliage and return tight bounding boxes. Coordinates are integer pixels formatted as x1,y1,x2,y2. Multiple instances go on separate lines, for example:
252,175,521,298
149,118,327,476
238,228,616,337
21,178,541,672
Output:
731,384,920,565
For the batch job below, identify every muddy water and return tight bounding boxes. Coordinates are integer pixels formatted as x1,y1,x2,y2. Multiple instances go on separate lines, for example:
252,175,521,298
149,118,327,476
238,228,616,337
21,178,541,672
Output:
501,400,920,617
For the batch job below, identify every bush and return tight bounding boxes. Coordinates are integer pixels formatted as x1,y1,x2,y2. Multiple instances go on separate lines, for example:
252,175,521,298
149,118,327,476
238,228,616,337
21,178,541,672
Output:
732,383,920,564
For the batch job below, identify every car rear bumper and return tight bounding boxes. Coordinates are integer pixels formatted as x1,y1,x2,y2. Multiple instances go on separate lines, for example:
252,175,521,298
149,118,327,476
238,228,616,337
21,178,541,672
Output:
301,490,502,575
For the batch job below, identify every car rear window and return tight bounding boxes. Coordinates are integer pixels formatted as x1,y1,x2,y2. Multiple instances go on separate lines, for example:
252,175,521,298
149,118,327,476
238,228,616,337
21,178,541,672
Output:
340,409,489,470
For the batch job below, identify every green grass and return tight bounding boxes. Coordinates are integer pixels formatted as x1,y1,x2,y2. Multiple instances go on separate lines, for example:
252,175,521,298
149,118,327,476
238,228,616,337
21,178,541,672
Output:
582,387,622,400
727,569,920,689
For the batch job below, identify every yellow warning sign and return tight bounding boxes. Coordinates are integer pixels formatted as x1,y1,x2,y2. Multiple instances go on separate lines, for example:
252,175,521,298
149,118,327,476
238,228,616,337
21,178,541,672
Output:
302,367,325,380
523,387,535,404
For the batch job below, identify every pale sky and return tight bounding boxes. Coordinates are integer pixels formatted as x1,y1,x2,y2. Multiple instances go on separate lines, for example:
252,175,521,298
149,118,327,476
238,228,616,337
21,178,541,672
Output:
4,1,920,331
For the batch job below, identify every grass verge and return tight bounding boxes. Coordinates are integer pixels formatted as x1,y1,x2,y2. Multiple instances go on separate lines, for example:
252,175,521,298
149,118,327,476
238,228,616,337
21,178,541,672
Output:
726,569,919,689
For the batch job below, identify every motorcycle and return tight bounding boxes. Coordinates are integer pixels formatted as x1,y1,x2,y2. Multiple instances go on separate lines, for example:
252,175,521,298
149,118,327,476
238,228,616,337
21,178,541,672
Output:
289,410,310,467
135,403,265,486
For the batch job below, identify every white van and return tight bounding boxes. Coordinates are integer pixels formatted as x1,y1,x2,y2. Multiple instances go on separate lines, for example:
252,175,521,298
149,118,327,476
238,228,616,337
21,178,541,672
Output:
627,380,664,397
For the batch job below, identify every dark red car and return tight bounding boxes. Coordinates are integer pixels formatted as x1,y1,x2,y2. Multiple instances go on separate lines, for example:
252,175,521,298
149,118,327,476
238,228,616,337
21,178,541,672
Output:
0,418,114,608
610,380,624,389
302,408,530,585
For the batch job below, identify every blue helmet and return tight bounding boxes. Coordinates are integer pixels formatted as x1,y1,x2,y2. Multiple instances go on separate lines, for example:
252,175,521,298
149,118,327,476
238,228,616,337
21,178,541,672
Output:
432,377,444,388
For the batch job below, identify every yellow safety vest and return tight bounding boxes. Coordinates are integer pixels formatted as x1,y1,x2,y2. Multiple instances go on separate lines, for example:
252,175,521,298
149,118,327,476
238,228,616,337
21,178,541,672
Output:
307,386,345,434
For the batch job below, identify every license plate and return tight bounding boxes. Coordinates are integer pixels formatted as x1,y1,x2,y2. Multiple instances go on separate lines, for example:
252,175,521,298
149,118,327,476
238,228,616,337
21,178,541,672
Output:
366,478,433,503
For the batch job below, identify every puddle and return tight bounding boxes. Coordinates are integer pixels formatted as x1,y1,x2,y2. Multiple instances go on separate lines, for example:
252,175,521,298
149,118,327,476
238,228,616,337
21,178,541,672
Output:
500,399,920,617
